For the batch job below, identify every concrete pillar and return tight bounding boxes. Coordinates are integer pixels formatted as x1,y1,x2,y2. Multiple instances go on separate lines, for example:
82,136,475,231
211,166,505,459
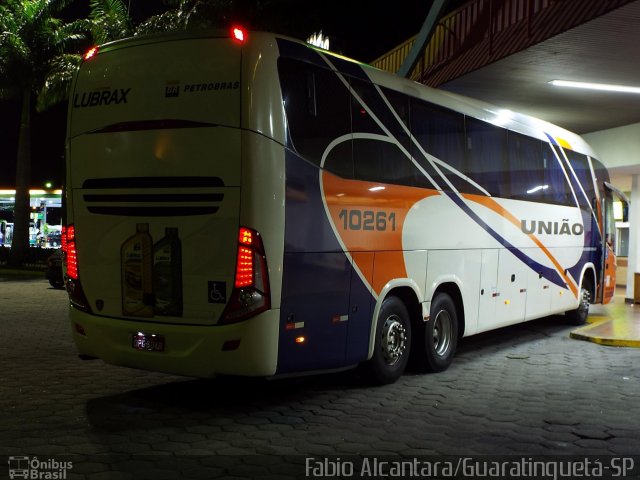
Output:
626,174,640,302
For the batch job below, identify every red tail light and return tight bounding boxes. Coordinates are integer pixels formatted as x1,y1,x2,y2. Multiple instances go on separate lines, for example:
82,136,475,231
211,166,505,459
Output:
66,225,78,280
61,225,67,253
83,46,98,61
231,26,246,44
220,227,270,324
235,246,254,288
64,224,91,313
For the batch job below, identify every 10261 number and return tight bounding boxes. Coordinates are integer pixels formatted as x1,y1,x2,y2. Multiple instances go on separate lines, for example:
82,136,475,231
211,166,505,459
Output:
338,209,396,231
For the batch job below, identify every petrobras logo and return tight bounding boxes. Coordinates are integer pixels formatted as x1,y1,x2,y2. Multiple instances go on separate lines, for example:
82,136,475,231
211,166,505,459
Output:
164,80,240,99
165,81,180,98
73,87,130,108
182,80,239,93
521,219,584,236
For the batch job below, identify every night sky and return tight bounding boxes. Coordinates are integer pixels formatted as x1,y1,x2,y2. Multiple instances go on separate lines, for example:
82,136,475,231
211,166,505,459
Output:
0,0,455,188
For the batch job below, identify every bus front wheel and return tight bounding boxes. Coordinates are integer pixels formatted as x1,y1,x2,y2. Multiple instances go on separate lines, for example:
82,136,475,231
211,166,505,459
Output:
412,292,458,373
565,282,591,325
365,296,412,385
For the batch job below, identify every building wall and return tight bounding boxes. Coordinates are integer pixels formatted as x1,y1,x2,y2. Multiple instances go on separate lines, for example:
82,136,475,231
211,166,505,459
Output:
584,122,640,169
584,124,640,301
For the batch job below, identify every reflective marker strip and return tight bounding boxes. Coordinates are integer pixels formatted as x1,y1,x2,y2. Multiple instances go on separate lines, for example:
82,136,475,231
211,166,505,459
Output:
285,322,305,330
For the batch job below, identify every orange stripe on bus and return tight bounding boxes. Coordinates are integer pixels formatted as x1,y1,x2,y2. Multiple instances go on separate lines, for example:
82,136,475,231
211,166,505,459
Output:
322,171,438,295
462,193,578,298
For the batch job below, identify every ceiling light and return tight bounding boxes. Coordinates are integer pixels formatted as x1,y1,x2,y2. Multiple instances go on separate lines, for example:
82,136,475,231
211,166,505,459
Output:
549,80,640,94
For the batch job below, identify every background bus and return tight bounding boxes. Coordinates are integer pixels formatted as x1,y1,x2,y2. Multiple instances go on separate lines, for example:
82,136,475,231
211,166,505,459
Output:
64,28,619,384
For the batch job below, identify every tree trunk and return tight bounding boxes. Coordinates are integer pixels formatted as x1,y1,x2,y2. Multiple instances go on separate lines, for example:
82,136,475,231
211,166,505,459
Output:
8,89,32,268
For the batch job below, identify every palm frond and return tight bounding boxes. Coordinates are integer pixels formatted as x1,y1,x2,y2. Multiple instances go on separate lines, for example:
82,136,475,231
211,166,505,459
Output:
89,0,132,43
27,0,76,32
135,10,184,35
51,19,92,51
36,53,82,111
89,0,128,20
0,30,30,65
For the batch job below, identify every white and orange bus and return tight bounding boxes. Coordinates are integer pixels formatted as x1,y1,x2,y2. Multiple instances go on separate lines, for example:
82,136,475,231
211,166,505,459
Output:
64,28,622,384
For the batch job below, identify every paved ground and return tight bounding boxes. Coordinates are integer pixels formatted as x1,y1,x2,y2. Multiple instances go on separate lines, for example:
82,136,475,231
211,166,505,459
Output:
1,276,639,479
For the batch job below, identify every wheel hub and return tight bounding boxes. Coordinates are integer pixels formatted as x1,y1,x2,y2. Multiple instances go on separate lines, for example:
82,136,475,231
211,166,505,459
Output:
433,310,452,357
381,315,407,366
579,287,591,314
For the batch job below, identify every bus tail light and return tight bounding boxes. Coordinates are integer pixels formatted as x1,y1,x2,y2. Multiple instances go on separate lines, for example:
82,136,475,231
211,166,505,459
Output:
220,227,270,324
231,26,247,44
65,225,78,280
64,224,92,314
61,225,68,253
83,46,98,61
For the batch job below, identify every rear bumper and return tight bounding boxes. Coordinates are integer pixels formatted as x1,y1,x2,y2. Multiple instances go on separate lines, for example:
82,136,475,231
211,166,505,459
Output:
70,308,280,378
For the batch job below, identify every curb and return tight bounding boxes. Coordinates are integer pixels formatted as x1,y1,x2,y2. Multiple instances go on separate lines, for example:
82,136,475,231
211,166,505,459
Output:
570,316,640,348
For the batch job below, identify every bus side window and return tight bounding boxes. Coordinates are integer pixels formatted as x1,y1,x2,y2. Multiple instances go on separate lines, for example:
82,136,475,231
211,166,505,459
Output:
305,70,317,117
277,58,351,171
350,78,418,186
465,117,508,197
541,144,573,206
566,150,596,210
410,99,466,192
508,131,545,201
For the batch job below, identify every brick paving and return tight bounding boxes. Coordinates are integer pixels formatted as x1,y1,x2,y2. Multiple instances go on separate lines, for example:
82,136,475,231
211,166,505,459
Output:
1,276,640,479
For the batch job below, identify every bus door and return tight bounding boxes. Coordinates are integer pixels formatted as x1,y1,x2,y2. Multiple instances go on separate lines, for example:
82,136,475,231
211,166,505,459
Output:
600,182,629,304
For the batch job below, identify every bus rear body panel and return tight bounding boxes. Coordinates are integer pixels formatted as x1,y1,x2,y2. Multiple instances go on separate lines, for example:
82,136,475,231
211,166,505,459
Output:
67,34,283,376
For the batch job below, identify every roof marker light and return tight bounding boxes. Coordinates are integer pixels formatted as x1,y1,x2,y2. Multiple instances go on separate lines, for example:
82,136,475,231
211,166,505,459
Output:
232,26,246,43
84,46,99,61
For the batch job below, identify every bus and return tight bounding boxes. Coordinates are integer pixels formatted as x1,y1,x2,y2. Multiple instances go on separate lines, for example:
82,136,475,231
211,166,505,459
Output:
64,27,623,384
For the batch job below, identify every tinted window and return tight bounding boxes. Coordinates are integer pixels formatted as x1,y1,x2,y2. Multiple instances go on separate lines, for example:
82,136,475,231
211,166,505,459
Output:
351,79,424,187
591,157,610,201
380,87,411,132
566,150,596,208
465,117,508,197
278,58,351,170
508,131,546,201
541,144,574,206
410,99,466,191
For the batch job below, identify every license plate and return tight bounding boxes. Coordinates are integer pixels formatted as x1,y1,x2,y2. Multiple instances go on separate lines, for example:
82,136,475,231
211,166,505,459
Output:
132,332,165,352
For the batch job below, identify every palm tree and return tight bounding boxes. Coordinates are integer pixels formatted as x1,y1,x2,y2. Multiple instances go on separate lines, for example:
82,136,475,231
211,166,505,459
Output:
0,0,131,267
135,0,324,46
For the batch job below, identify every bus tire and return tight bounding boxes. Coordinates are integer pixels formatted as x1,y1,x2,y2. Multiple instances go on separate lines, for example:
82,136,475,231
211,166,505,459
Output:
565,281,591,325
365,296,411,385
412,292,458,373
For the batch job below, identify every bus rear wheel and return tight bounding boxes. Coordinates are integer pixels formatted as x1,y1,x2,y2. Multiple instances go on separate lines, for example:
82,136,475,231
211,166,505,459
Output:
365,296,411,385
412,292,458,373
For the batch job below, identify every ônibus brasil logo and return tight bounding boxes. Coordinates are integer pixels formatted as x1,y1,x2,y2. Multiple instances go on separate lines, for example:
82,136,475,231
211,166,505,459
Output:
8,456,72,479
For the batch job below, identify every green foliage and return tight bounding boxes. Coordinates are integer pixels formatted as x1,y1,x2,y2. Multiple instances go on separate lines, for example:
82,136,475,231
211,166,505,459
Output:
90,0,133,44
1,0,132,266
0,0,87,109
37,53,82,111
0,0,133,110
135,0,249,35
133,0,320,40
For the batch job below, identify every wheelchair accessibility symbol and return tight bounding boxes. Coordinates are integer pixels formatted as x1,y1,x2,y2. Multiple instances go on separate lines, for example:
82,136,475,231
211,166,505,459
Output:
208,281,226,304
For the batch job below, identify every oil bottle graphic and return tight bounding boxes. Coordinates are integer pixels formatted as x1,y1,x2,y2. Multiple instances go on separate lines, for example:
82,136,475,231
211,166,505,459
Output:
121,223,154,317
153,227,183,316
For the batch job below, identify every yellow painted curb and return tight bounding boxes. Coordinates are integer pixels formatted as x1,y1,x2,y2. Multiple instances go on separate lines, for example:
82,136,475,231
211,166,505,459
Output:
570,317,640,348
